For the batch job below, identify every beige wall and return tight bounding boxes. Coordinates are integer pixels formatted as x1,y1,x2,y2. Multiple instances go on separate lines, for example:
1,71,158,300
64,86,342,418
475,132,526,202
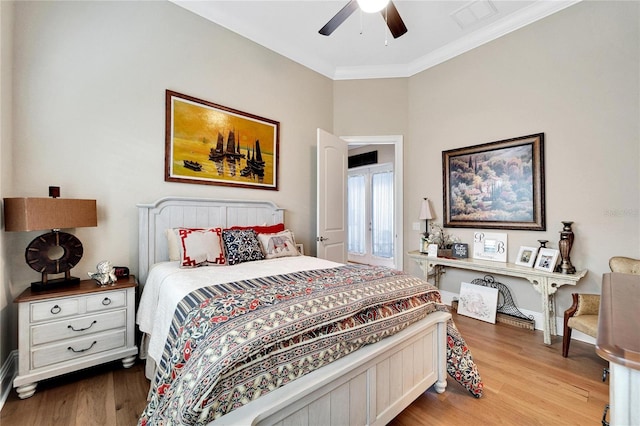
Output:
334,78,408,136
1,0,15,365
333,1,640,314
1,0,639,367
402,0,640,311
1,0,332,364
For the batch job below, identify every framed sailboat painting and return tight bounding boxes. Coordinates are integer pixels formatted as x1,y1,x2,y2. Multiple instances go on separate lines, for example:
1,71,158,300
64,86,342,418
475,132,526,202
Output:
165,90,279,190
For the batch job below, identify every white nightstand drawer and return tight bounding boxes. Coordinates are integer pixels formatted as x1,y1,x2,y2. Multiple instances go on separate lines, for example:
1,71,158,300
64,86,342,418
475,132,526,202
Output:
31,298,80,322
86,291,126,312
31,309,127,346
31,329,126,369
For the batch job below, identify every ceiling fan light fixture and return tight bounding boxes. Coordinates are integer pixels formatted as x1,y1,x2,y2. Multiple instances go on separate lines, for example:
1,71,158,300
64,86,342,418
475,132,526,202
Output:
357,0,390,13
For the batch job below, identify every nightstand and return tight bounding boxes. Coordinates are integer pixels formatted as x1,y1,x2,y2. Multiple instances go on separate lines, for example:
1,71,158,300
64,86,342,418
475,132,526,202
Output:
13,276,138,399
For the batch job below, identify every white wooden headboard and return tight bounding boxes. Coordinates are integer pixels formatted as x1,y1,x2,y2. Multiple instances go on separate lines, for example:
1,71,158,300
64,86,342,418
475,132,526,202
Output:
137,197,284,284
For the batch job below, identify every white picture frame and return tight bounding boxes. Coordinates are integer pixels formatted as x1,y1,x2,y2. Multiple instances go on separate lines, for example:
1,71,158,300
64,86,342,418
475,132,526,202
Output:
420,237,430,254
458,282,499,324
427,243,439,257
472,231,507,262
515,246,539,267
534,248,560,272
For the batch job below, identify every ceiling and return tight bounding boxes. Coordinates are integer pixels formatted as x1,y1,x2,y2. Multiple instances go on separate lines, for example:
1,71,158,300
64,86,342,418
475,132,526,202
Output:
171,0,580,80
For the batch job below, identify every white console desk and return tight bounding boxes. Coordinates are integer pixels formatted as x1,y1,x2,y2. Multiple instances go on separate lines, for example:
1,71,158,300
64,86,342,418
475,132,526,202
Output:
407,250,587,345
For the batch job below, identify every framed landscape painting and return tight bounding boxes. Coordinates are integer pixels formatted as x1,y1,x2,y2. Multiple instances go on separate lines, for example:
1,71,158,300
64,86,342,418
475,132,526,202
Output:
443,133,545,230
165,90,279,190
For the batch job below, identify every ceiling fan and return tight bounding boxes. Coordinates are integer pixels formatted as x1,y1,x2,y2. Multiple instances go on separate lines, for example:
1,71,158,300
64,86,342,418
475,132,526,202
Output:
319,0,408,39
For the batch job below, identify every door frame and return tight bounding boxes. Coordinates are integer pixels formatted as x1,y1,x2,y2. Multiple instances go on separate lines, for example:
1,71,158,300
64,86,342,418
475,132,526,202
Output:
342,135,403,270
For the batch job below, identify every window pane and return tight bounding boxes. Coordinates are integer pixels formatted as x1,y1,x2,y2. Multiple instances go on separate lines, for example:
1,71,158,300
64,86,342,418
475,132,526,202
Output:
348,174,366,255
371,171,393,258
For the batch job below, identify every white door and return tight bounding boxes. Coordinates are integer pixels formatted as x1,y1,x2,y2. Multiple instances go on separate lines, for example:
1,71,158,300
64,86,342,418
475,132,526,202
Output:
316,128,347,263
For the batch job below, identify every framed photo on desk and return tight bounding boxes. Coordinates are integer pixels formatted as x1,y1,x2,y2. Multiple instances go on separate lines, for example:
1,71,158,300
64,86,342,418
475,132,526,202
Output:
534,248,559,272
515,246,538,267
473,232,507,262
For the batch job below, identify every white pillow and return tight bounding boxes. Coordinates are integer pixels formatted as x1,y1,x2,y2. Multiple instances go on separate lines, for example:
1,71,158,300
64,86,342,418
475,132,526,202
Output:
257,229,299,259
166,228,180,261
173,228,226,267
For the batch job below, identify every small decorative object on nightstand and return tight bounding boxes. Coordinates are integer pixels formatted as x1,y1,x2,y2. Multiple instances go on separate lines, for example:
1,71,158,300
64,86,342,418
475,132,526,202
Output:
13,276,138,399
88,260,118,286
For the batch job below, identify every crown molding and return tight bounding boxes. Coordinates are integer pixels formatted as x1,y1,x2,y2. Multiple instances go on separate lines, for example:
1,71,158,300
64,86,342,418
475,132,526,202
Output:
336,0,581,80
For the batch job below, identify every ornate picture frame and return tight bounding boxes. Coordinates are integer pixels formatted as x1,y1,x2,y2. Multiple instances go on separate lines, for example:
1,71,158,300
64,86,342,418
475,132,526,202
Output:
165,90,279,190
443,133,545,230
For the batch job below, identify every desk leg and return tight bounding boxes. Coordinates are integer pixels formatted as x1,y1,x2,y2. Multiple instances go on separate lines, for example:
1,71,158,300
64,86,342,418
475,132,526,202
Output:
530,277,555,345
429,264,443,288
414,259,441,288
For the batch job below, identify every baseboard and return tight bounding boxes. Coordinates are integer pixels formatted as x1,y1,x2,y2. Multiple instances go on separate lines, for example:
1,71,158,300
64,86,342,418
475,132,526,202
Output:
440,290,595,345
0,350,18,411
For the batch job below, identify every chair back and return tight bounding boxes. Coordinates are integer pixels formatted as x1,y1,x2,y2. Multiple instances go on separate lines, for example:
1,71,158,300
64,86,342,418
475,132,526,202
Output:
609,256,640,274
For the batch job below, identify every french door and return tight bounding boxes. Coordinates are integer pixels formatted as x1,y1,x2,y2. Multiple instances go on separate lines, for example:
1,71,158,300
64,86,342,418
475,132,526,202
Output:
347,163,394,267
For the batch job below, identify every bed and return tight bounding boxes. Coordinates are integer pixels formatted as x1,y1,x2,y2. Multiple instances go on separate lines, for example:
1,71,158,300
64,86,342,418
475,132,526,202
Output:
136,197,482,426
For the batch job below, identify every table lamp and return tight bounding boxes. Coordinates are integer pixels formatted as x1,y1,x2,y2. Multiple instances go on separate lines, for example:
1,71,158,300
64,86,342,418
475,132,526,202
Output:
418,197,434,237
4,188,97,291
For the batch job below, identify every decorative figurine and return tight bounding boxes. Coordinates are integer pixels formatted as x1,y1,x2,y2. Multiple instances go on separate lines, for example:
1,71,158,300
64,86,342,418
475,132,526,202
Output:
88,260,118,286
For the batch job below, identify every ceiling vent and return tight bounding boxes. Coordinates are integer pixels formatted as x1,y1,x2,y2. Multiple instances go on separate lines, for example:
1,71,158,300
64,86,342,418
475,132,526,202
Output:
451,0,498,30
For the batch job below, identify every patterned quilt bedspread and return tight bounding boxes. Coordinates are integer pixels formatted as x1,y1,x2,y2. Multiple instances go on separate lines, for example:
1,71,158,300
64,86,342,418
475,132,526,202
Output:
139,264,483,426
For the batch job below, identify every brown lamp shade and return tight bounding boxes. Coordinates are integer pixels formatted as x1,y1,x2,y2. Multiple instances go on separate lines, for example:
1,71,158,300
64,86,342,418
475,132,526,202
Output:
4,198,97,232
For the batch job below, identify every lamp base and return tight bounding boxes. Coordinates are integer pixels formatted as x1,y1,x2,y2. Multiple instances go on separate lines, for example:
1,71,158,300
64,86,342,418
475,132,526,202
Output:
30,276,81,292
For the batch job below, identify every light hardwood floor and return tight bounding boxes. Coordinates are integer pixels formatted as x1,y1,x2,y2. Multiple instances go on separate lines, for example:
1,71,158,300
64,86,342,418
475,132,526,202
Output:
1,310,609,425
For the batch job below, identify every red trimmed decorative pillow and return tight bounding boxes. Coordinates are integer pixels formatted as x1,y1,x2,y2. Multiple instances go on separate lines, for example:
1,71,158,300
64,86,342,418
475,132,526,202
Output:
175,228,226,268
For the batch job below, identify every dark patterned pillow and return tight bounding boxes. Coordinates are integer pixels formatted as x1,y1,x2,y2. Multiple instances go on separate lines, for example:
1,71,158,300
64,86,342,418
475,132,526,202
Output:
222,229,265,265
446,319,484,398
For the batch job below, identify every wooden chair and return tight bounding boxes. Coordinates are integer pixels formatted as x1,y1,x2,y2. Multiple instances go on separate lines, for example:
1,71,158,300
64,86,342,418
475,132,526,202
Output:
562,256,640,357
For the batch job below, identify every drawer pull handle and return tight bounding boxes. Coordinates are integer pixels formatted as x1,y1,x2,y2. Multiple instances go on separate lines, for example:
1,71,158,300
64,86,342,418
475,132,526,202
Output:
50,305,62,315
102,297,112,306
68,320,97,332
602,404,610,426
68,341,97,353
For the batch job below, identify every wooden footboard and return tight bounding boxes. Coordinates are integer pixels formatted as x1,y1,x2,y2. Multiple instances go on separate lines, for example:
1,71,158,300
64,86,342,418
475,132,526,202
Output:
210,311,451,426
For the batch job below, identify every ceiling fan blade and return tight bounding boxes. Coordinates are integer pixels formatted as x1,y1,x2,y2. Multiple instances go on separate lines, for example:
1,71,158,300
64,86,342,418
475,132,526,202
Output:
319,0,359,36
382,1,408,39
